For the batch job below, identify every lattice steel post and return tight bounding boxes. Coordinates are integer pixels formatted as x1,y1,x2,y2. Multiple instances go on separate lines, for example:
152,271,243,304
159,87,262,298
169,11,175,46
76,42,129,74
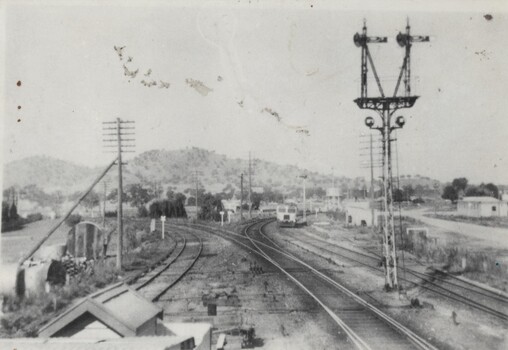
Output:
353,20,429,290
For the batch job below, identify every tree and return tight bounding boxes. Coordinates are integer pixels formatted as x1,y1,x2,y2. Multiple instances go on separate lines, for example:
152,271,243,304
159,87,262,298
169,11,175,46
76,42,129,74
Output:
307,187,326,198
166,189,176,201
393,188,404,203
107,189,130,202
442,185,458,203
452,178,468,192
198,193,224,221
402,185,415,201
251,192,262,210
81,190,100,210
483,183,499,198
148,198,187,219
128,184,152,209
414,184,425,197
8,202,18,220
465,183,499,198
2,201,10,222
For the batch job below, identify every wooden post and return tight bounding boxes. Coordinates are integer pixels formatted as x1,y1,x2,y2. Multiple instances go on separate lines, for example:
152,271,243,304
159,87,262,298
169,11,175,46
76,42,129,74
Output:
116,118,123,270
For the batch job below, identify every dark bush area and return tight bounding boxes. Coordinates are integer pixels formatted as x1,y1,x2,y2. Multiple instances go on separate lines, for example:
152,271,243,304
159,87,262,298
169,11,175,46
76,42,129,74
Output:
149,198,187,219
198,192,224,221
26,213,43,223
65,214,82,227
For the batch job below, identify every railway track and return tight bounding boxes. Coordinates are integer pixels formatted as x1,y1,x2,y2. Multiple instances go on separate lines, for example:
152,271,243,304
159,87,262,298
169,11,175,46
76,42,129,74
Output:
279,228,508,321
129,228,203,302
179,219,439,350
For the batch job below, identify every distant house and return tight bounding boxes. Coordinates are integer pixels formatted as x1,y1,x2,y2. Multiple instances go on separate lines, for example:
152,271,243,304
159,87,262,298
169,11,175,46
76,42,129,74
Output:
222,199,241,213
457,197,508,217
343,200,381,227
325,188,340,211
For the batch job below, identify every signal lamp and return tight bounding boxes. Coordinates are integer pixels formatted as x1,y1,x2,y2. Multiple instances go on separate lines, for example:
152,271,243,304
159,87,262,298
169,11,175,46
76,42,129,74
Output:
395,116,406,128
365,116,375,128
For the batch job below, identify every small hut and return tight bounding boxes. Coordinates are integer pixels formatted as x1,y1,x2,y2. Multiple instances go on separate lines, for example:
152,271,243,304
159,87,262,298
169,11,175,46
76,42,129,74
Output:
67,222,104,260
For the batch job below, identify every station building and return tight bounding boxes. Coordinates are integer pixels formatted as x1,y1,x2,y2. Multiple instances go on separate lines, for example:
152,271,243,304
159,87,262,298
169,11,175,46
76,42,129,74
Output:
457,196,508,217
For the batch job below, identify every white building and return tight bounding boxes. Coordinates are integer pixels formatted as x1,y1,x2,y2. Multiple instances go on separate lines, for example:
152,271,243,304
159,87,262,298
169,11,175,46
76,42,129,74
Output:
221,199,241,213
325,188,341,211
343,200,381,227
457,197,508,217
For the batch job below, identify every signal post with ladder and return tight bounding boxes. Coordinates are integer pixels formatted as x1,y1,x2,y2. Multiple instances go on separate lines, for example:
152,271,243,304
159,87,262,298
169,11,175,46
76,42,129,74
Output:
353,20,429,290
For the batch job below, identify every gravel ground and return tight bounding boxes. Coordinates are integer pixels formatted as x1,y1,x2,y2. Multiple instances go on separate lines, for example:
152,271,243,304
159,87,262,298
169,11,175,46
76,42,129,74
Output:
267,215,507,350
158,226,350,350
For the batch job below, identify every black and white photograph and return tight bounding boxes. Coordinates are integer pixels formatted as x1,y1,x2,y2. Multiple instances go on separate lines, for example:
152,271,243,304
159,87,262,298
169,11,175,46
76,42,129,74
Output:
0,0,507,349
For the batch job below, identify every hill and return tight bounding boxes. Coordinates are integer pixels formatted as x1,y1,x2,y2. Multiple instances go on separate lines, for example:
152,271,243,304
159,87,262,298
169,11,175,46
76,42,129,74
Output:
3,147,444,200
2,156,97,194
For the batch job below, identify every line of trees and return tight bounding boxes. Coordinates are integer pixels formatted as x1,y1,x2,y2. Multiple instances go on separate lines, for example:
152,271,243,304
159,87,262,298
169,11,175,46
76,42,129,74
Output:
441,177,499,203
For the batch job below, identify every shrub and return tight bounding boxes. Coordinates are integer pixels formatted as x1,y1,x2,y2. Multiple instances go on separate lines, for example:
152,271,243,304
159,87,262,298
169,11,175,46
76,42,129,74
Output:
65,214,82,227
26,213,43,223
105,211,117,217
137,206,149,218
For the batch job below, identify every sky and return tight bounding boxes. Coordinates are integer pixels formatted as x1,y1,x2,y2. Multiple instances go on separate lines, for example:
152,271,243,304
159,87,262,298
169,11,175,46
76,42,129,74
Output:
1,0,507,185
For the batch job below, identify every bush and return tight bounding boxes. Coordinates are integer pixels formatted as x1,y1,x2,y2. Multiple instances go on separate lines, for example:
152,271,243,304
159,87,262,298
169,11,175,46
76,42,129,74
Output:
137,206,149,218
26,213,43,223
65,214,82,227
105,211,117,217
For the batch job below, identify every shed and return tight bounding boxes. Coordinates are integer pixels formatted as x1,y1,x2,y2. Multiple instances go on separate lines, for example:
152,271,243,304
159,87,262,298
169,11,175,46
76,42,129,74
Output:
343,200,381,227
0,336,195,350
39,282,163,338
457,197,508,217
66,221,104,260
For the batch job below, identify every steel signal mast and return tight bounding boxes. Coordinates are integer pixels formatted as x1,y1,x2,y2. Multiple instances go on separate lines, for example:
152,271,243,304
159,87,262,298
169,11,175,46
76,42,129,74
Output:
353,19,429,291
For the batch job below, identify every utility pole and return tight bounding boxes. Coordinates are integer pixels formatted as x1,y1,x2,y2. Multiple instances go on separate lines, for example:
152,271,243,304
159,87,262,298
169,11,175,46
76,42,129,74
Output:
189,170,203,220
248,152,252,219
300,175,307,223
195,171,199,219
116,118,123,271
103,118,135,270
354,19,429,291
370,134,375,227
240,173,244,222
102,181,107,228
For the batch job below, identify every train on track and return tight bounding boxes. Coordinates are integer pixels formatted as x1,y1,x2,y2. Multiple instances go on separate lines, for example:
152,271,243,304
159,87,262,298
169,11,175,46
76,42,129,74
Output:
276,204,298,227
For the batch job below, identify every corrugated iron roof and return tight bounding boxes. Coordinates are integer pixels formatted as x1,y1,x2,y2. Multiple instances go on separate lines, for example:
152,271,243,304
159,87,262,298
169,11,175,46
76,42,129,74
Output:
0,335,192,350
461,196,500,203
39,282,162,338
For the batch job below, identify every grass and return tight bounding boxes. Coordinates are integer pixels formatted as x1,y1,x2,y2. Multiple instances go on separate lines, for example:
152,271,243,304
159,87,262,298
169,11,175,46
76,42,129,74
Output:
1,259,121,338
425,213,508,229
396,216,508,291
0,217,177,337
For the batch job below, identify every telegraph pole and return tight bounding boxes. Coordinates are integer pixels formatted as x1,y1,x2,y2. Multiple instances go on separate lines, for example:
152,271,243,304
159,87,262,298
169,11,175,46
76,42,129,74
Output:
195,171,199,219
300,175,307,223
240,173,244,222
116,118,124,270
103,118,135,270
102,181,107,228
189,170,203,220
370,134,375,227
353,19,429,290
248,152,252,219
